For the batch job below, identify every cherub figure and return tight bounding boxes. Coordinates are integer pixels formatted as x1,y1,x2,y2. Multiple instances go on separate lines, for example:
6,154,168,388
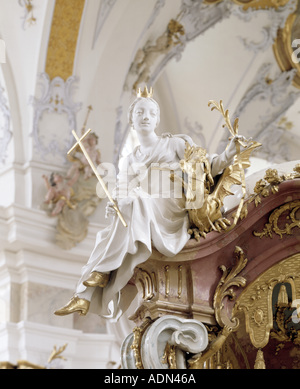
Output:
67,132,101,181
42,172,77,216
131,19,184,91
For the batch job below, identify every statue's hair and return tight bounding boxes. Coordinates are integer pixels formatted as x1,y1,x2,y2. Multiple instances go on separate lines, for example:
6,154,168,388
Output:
50,172,58,186
127,97,160,128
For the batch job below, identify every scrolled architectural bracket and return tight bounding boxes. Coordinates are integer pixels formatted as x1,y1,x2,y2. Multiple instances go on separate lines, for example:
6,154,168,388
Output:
121,315,209,369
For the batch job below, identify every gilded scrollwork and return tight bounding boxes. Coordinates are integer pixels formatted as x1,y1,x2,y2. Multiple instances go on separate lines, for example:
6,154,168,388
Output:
0,343,68,369
213,246,248,330
188,324,251,369
188,325,233,368
162,342,177,369
239,165,300,220
253,200,300,239
131,318,152,369
188,247,248,369
273,11,300,89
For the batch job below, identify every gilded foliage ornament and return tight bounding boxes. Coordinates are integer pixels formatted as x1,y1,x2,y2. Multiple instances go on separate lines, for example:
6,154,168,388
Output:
189,246,248,369
254,200,300,239
239,165,300,221
213,246,248,330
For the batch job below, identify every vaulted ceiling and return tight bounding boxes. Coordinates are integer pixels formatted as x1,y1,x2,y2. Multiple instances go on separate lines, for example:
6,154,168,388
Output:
0,0,299,210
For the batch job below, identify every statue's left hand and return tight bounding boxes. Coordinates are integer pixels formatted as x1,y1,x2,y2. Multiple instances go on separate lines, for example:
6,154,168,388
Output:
226,135,252,161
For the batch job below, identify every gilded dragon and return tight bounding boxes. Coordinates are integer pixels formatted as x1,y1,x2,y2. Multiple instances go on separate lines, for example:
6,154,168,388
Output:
173,100,261,240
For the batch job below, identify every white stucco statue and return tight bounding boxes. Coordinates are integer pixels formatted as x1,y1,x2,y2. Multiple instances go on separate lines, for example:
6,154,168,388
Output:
54,87,246,320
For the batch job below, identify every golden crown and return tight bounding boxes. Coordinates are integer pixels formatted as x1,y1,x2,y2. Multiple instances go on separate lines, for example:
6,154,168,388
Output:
137,86,153,98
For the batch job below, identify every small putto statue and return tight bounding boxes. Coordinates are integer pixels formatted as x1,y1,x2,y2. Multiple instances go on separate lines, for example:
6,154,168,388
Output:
42,172,76,217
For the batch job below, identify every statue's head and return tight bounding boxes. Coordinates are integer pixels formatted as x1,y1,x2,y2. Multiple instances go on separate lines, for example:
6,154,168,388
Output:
50,172,63,186
128,87,160,130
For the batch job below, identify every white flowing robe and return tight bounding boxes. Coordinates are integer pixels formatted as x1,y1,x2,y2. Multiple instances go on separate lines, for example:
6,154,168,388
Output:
75,134,230,320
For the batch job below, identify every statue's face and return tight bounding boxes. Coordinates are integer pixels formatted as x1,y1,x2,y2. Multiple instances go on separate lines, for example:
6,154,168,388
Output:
131,99,158,134
53,173,63,183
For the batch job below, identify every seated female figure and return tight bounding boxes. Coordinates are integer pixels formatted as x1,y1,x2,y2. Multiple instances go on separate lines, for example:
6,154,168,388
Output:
55,88,242,320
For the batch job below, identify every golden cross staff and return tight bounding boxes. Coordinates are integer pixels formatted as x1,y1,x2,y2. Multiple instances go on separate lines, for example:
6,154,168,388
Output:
68,129,127,228
208,100,247,228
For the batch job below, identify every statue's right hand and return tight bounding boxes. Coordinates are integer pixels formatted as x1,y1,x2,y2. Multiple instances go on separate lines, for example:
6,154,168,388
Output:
105,200,117,218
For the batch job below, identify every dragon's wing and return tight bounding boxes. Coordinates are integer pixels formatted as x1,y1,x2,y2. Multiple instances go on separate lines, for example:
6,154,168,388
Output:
213,141,261,204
